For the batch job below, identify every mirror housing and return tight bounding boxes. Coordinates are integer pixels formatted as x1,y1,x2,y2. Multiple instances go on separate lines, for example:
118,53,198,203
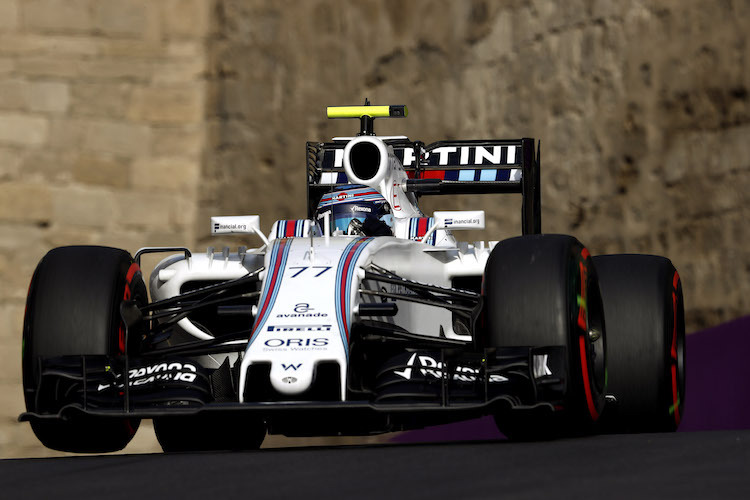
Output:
210,215,269,245
421,210,486,243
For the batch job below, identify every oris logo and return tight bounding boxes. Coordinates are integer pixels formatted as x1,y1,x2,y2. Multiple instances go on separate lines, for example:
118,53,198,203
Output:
264,338,329,347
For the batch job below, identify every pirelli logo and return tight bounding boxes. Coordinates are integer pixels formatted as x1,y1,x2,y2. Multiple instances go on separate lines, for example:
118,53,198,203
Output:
267,325,332,332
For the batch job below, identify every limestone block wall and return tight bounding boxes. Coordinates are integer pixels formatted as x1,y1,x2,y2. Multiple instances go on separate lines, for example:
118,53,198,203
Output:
0,0,211,457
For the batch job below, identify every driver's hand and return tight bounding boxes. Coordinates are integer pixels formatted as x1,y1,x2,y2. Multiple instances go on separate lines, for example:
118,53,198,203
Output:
347,218,365,236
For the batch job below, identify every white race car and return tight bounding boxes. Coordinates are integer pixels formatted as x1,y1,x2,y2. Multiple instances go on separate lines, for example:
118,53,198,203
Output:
21,104,686,452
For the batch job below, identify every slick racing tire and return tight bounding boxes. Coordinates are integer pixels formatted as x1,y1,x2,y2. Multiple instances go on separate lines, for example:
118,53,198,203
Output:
484,235,606,439
154,414,266,452
593,254,685,433
22,246,147,453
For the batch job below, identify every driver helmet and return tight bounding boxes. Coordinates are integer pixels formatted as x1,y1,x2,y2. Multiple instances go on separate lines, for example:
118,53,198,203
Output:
315,185,393,236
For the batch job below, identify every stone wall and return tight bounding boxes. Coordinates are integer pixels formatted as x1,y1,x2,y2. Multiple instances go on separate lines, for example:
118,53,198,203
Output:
0,0,211,457
1,0,749,458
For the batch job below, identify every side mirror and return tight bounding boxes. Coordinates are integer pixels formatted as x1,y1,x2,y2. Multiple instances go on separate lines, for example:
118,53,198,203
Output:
210,215,269,245
421,210,485,243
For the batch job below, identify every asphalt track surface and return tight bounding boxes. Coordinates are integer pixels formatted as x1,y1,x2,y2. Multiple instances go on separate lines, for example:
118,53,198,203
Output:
1,430,749,499
3,318,748,498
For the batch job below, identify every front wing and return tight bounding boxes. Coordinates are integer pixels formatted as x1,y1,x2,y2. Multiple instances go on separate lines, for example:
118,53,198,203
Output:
20,345,569,434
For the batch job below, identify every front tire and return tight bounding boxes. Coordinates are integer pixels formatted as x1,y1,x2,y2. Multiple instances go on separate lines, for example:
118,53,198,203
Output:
23,246,147,453
483,235,606,439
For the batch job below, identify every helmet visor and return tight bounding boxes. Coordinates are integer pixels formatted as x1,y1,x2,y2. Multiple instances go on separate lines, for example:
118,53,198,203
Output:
331,213,393,235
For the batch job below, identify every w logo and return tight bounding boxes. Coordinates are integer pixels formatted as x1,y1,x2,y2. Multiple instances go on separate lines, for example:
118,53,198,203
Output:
282,363,301,371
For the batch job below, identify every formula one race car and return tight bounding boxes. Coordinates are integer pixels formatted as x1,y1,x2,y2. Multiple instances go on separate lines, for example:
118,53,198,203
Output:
20,104,686,452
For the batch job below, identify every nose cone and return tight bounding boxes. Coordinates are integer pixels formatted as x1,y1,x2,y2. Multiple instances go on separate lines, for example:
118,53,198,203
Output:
269,360,314,395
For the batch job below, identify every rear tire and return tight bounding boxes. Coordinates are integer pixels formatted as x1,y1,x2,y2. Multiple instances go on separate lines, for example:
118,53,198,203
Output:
483,235,606,439
593,254,685,432
23,246,146,453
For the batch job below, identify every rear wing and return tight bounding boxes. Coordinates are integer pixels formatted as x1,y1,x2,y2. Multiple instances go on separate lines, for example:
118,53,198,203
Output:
306,137,541,235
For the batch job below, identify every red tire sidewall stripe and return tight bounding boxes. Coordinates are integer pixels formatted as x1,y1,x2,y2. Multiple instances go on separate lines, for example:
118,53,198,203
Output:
120,261,142,436
579,334,600,421
577,247,599,421
119,262,141,354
